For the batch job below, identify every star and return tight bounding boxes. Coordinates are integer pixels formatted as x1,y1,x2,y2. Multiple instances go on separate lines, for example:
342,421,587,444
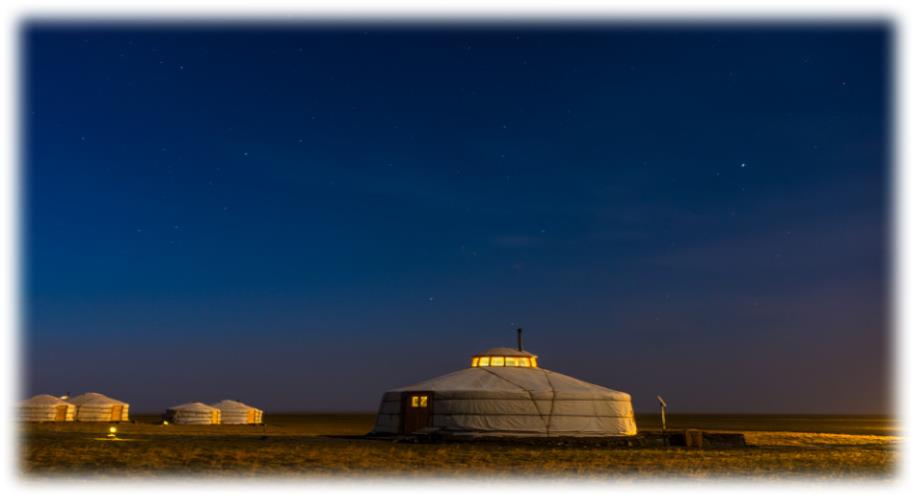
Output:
740,163,747,168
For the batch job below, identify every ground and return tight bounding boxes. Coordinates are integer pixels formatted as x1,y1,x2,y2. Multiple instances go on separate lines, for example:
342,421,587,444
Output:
20,414,898,480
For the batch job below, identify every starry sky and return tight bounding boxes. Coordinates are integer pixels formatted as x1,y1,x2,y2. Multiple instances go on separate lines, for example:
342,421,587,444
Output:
23,23,890,414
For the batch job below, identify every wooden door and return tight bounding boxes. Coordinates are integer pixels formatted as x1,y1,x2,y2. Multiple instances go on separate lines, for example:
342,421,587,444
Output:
247,409,255,424
111,405,123,421
401,392,432,434
54,405,67,421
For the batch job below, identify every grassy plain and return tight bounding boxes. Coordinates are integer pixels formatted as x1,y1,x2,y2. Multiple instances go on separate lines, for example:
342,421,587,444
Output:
21,414,898,479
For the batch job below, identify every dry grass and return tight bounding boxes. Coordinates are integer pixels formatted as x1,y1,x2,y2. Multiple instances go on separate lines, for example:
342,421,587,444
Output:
20,414,898,480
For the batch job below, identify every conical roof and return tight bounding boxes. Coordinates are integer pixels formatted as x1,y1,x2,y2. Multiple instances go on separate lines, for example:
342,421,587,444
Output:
211,399,258,411
390,366,630,400
68,392,128,406
168,402,218,412
21,394,71,406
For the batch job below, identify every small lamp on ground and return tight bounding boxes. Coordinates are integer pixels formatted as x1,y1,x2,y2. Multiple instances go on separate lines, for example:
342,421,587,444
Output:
107,426,118,439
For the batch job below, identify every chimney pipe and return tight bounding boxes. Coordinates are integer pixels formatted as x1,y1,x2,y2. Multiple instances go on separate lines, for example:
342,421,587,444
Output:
517,328,523,351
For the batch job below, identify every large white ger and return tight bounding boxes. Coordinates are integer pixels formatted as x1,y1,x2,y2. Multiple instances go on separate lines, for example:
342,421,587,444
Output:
20,394,76,422
165,402,222,425
372,336,637,437
68,392,130,422
210,400,263,425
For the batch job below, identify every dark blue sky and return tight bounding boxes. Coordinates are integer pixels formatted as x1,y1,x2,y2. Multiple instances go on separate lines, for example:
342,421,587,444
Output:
23,23,890,414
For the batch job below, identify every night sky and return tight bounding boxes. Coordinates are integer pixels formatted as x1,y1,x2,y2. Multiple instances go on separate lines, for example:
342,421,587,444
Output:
23,23,890,414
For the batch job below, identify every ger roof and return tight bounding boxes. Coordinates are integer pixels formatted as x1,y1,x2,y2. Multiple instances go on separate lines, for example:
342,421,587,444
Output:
21,394,72,406
168,402,219,412
388,366,630,400
211,399,259,410
68,392,128,406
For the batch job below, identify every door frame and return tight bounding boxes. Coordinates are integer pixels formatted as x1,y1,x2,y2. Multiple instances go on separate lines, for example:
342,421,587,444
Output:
399,391,434,434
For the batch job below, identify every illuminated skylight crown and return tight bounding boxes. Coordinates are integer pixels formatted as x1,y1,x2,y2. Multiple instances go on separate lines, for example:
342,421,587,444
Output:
470,347,538,368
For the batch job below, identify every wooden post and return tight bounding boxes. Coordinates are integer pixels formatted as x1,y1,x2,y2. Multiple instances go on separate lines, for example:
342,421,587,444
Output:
657,395,667,433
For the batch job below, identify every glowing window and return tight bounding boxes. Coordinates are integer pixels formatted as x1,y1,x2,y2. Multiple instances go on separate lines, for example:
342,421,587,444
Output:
411,396,420,407
420,395,428,407
472,354,538,367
